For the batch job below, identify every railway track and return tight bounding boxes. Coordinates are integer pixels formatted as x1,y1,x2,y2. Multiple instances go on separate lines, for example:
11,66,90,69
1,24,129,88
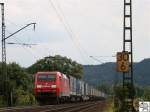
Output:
0,101,106,112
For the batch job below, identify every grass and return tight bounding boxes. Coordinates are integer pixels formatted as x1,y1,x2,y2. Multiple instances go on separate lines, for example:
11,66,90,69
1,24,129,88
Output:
103,99,114,112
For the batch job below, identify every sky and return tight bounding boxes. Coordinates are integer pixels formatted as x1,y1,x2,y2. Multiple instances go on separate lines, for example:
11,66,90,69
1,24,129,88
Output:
0,0,150,67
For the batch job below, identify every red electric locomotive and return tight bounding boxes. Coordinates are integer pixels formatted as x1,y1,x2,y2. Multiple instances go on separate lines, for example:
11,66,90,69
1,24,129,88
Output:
34,72,70,104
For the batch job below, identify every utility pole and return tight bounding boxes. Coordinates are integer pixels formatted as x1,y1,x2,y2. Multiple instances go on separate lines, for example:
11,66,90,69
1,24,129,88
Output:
122,0,135,111
0,3,8,106
116,0,135,111
0,3,36,106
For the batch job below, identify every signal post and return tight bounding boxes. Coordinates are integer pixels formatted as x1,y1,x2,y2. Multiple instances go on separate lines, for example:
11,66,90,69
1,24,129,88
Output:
116,0,136,111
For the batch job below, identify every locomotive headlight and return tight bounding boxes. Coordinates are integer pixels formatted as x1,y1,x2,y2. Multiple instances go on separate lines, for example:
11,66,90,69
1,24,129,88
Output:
51,85,56,88
37,85,42,88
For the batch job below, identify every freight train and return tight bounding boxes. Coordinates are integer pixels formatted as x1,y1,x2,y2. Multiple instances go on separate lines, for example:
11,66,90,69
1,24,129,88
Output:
34,71,106,104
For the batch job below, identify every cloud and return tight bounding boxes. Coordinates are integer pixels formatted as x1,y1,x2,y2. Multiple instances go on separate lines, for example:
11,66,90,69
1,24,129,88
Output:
0,0,149,67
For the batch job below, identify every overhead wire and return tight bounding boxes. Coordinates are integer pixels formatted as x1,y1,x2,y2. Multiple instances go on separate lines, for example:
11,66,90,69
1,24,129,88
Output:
5,1,93,65
5,19,53,59
55,0,102,76
5,1,97,68
48,0,91,64
49,0,106,83
47,0,101,81
47,0,96,82
6,19,22,28
54,0,90,57
5,30,40,61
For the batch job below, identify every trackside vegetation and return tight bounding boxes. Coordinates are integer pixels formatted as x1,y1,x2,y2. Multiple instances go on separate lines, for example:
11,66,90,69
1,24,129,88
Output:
0,55,149,108
105,85,150,112
0,62,36,107
0,55,83,107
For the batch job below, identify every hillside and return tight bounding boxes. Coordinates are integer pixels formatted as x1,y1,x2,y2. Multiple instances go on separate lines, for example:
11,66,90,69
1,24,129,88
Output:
83,58,150,87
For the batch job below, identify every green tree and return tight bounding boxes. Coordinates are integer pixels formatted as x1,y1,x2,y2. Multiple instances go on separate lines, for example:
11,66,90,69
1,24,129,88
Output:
98,83,112,95
135,86,144,98
0,62,36,106
27,55,83,79
14,86,36,106
142,86,150,100
113,86,124,112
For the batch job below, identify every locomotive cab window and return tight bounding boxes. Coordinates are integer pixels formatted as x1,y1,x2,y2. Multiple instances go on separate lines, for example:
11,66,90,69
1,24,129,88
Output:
37,74,56,81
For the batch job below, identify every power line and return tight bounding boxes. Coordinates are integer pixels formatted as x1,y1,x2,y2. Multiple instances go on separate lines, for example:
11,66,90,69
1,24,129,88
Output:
7,42,37,46
47,0,99,79
6,19,22,28
5,20,54,58
6,30,40,60
89,56,104,64
48,0,91,64
54,0,90,56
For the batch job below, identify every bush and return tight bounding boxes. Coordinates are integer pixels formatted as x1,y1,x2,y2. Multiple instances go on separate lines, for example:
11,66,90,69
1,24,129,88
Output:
0,62,36,107
14,87,36,106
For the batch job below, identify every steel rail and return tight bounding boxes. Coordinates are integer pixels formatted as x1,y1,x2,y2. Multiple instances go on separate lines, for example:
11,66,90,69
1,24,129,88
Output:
38,102,97,112
0,101,104,112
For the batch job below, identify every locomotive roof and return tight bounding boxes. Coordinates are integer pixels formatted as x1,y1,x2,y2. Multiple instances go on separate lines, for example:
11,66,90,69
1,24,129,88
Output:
37,71,59,74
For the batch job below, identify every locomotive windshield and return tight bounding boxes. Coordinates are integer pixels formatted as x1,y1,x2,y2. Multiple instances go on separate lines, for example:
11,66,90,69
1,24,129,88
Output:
37,74,56,81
